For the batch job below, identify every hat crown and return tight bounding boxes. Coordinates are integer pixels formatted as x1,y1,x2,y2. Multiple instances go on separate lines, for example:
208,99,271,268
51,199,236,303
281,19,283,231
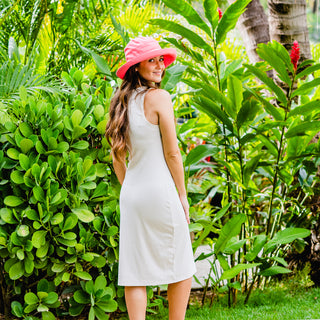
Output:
124,37,162,63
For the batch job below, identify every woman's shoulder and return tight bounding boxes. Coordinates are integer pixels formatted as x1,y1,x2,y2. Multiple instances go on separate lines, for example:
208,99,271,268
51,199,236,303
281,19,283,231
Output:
145,88,171,104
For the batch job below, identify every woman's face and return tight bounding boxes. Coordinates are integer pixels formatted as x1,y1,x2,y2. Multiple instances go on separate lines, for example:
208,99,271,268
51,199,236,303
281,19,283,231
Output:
137,56,165,83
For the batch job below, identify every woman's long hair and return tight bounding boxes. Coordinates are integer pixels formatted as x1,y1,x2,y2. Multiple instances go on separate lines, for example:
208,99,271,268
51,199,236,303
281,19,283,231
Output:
105,64,164,162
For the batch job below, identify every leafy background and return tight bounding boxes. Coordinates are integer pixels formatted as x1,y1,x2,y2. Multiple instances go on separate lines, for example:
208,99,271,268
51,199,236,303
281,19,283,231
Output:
1,0,320,319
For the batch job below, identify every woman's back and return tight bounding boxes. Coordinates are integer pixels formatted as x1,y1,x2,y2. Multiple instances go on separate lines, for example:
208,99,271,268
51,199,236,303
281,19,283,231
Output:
118,87,196,286
125,88,171,182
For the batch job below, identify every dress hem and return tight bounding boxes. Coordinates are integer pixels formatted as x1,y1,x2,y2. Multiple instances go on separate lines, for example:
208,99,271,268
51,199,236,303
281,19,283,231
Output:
118,269,196,287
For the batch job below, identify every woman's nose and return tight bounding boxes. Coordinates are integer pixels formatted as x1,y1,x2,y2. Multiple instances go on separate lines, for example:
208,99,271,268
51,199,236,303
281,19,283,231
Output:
156,60,164,68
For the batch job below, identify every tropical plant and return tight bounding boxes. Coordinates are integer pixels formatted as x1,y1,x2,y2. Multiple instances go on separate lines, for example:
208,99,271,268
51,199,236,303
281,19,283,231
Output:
0,68,123,318
151,0,319,306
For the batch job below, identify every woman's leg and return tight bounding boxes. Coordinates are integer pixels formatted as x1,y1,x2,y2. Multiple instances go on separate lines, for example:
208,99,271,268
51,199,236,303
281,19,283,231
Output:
125,286,147,320
167,277,192,320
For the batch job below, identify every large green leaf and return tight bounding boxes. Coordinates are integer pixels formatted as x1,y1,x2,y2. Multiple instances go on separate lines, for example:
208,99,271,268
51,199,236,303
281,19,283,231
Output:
257,42,292,86
269,40,293,71
75,40,112,79
204,0,219,34
32,230,47,248
0,208,18,224
185,144,218,166
193,96,234,133
150,19,213,56
216,0,252,45
220,263,260,280
288,100,320,118
185,79,234,118
214,214,246,254
74,271,92,281
74,290,90,304
212,203,232,224
9,261,24,280
285,121,320,138
24,292,39,305
227,75,243,115
165,37,204,63
296,63,320,80
243,154,262,187
259,266,291,276
264,228,311,252
162,0,212,36
245,234,267,261
72,208,95,223
245,64,287,105
236,97,260,128
223,238,246,254
162,64,187,91
96,300,118,313
247,87,284,121
292,78,320,97
256,135,278,158
4,195,24,207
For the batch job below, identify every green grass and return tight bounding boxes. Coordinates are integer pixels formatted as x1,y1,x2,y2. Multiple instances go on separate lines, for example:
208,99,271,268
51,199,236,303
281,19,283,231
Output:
184,286,320,320
141,282,320,320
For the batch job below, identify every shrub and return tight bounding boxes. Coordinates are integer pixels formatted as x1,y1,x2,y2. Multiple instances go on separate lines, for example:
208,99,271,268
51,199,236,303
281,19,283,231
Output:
0,68,125,319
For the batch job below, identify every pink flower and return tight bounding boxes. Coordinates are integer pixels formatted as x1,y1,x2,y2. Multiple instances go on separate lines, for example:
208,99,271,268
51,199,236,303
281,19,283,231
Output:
218,8,222,20
290,40,300,71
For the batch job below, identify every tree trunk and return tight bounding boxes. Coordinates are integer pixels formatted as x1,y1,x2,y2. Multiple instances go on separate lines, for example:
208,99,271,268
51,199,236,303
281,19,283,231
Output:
235,0,311,65
236,0,270,63
268,0,312,61
310,215,320,285
0,262,10,316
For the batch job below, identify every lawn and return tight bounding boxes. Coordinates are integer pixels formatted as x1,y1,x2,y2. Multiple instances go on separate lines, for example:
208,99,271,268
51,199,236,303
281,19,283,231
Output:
124,280,320,320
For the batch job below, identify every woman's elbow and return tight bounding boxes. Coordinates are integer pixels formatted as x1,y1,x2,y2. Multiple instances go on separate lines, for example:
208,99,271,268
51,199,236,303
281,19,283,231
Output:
165,150,181,162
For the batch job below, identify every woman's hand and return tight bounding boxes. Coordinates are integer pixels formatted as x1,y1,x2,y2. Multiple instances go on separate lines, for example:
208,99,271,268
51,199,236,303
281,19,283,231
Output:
179,194,190,224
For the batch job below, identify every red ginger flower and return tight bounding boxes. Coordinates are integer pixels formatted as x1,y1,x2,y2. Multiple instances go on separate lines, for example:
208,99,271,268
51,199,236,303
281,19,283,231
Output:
202,141,211,162
218,8,222,20
290,40,300,71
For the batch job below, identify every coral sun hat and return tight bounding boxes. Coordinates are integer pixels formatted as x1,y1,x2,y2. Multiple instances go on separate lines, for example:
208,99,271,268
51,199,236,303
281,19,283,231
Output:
116,36,177,79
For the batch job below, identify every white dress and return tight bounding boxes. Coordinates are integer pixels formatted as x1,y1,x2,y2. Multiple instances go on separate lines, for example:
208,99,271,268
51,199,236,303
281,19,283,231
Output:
118,87,196,286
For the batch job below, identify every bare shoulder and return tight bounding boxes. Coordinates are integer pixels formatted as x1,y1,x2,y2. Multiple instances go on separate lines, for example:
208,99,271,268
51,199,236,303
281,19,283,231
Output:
145,88,172,106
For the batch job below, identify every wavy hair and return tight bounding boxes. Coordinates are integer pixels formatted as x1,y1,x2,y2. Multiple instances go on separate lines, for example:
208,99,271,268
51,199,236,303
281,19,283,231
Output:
105,64,164,162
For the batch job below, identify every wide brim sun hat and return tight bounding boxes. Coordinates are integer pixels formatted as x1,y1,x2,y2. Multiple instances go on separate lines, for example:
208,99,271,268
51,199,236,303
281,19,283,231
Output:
116,36,177,80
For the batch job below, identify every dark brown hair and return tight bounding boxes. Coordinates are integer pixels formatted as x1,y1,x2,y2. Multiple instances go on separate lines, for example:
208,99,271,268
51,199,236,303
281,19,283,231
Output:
105,64,164,161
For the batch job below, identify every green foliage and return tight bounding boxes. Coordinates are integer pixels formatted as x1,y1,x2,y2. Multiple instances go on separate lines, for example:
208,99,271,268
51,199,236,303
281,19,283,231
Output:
153,0,320,306
71,275,118,319
0,68,123,318
1,0,319,316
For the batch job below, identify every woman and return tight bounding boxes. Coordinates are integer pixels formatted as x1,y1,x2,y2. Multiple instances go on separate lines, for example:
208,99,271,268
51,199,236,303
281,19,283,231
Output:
105,36,196,320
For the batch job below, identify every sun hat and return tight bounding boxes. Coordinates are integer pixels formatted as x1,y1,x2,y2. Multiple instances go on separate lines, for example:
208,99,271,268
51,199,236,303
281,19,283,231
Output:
116,36,177,79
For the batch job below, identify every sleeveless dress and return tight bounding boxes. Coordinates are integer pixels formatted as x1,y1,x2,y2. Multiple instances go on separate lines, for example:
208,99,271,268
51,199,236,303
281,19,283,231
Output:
118,87,196,286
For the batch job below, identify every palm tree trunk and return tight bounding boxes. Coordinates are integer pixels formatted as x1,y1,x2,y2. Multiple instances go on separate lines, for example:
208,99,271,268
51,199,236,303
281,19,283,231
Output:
236,0,270,63
268,0,312,61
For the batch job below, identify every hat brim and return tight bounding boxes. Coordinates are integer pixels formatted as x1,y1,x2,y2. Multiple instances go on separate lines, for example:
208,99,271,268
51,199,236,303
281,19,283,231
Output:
116,48,177,80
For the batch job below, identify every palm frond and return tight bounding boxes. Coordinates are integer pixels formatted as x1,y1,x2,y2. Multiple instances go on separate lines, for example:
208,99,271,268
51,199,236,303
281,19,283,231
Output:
118,2,156,35
0,60,64,105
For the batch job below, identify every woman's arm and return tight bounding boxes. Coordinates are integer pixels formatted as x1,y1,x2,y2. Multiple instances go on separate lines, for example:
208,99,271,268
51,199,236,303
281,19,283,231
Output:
112,152,126,185
145,89,189,223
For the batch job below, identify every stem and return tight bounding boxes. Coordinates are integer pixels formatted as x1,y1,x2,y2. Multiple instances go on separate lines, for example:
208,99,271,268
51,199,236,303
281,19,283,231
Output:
244,274,259,304
266,76,295,236
213,41,232,208
201,267,212,306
